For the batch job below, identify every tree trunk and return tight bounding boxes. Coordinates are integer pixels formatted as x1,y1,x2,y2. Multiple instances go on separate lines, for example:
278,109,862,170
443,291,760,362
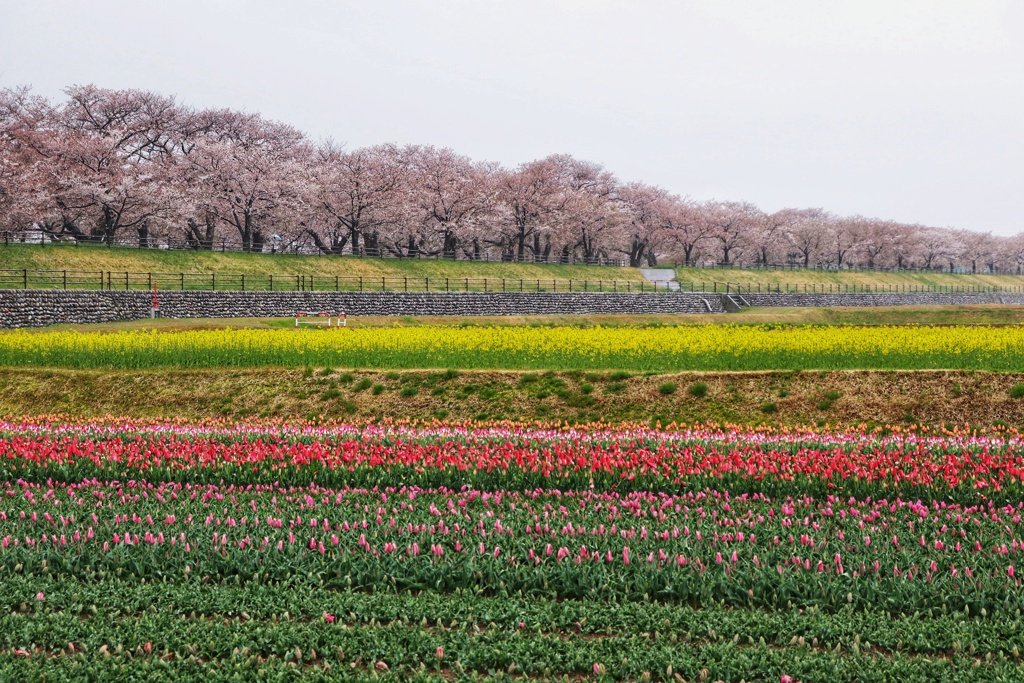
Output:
363,230,380,256
442,231,458,259
628,236,646,268
188,217,216,250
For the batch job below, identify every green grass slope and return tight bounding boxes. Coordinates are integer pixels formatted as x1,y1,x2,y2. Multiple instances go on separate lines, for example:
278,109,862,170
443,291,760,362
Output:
0,243,644,282
672,264,1024,288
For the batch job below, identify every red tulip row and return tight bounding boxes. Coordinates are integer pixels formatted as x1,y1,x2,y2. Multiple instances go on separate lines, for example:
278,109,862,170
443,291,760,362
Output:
1,420,1024,500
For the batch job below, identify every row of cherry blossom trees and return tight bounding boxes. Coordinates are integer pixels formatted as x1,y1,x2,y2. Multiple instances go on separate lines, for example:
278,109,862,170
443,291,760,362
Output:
1,85,1020,271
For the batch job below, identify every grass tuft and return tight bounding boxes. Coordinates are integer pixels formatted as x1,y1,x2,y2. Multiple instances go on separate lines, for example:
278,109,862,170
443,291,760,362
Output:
688,382,708,398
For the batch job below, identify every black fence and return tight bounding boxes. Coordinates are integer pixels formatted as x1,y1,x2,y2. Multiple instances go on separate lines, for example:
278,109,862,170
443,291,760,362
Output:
0,270,674,293
2,269,1024,295
675,261,1020,276
1,233,628,267
711,281,1024,294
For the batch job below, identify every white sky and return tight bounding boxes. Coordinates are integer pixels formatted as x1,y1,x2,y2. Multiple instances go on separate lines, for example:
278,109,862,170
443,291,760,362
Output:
2,0,1022,235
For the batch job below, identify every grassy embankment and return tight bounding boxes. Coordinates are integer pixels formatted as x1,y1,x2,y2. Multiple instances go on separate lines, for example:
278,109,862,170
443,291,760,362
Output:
4,367,1024,428
5,242,1024,289
0,243,644,283
671,264,1024,289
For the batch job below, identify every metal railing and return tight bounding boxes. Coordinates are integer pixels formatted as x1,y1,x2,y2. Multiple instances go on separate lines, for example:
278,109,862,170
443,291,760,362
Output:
2,270,1022,295
0,270,676,293
676,261,1021,276
710,281,1024,294
0,233,629,267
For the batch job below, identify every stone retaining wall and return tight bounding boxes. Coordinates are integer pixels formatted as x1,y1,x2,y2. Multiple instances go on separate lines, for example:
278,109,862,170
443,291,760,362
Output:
0,290,722,328
1,289,1020,329
738,292,1015,308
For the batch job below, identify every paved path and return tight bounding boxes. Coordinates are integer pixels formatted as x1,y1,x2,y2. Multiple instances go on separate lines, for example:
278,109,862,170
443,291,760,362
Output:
640,268,679,291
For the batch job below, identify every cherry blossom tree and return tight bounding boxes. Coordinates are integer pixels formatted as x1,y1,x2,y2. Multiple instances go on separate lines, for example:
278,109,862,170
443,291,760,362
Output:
181,111,310,252
890,223,924,270
748,209,792,266
34,85,184,245
491,155,571,262
705,200,757,266
401,146,494,259
547,156,620,263
957,229,996,274
658,195,709,267
0,87,46,233
917,227,955,271
1005,234,1024,275
306,142,408,256
852,218,895,269
784,208,830,267
617,183,671,267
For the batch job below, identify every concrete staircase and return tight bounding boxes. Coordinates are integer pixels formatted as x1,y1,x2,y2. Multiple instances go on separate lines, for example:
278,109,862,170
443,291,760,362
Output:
720,293,751,312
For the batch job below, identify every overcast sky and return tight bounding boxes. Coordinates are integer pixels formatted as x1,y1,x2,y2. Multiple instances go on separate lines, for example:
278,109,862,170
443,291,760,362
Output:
2,0,1022,235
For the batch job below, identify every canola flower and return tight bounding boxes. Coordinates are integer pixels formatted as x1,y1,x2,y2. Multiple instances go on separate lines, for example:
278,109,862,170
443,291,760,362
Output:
2,324,1024,371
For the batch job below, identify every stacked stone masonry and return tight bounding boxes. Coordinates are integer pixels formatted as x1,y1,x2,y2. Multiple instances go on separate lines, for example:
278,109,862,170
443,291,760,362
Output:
1,289,1021,328
741,292,1024,308
0,290,722,328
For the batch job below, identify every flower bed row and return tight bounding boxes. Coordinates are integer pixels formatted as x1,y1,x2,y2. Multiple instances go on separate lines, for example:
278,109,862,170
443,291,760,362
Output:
6,324,1024,370
2,420,1024,501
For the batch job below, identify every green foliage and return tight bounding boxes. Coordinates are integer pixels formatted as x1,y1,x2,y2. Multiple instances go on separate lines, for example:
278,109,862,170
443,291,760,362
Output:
688,382,708,398
354,378,373,392
1011,384,1024,399
818,391,841,410
658,382,677,395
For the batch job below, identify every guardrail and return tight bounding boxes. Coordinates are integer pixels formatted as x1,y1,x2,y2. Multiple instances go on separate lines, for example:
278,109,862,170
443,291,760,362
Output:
0,270,675,293
709,281,1024,294
2,270,1022,295
0,234,629,267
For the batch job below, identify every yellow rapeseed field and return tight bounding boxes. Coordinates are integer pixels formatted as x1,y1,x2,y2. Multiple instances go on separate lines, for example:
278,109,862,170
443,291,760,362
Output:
1,324,1022,370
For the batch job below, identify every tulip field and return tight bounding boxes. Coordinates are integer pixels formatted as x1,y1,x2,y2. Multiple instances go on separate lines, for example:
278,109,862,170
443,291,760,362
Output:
2,419,1024,680
7,323,1024,370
